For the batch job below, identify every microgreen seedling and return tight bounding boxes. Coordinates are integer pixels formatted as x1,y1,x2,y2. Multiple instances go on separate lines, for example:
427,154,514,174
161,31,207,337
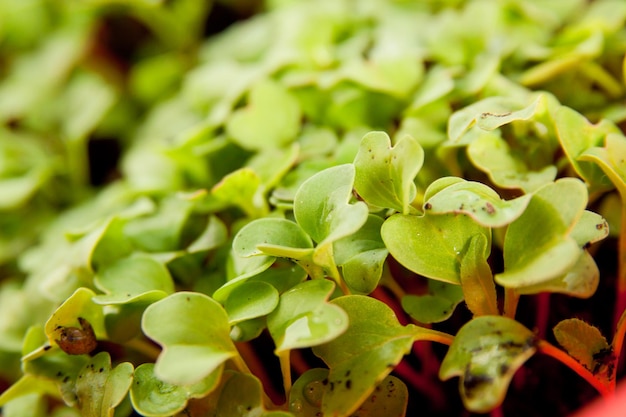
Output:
1,1,626,416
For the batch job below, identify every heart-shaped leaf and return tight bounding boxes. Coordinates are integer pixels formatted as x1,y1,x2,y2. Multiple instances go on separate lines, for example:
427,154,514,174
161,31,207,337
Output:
382,213,490,284
73,352,134,417
267,279,348,353
353,131,424,214
93,254,174,305
496,179,588,289
424,177,531,227
439,316,537,413
401,281,465,324
312,295,434,416
141,292,238,386
130,362,222,417
289,368,408,417
226,79,301,151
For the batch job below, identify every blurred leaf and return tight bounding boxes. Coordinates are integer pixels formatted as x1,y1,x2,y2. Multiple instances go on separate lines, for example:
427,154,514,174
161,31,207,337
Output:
93,254,174,305
226,80,302,150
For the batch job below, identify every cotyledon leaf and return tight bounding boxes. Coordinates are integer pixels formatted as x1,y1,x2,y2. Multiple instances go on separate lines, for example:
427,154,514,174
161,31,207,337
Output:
353,131,423,214
553,318,611,373
496,179,589,289
267,279,348,353
141,292,238,386
424,177,531,228
312,295,443,417
439,316,537,413
130,362,222,417
73,352,133,417
382,212,490,285
289,368,408,417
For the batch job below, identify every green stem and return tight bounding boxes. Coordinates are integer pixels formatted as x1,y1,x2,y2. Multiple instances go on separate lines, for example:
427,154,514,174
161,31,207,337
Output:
125,337,161,360
278,350,292,399
415,327,455,346
537,340,611,397
503,288,519,319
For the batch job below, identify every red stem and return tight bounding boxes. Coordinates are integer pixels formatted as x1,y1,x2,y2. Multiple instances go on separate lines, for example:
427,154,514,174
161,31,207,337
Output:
537,340,612,397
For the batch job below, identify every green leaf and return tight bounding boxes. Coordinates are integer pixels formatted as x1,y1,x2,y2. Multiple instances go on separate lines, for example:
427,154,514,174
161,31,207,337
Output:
232,218,313,258
579,133,626,196
223,281,279,325
294,164,369,246
460,234,498,316
556,106,621,193
496,179,587,289
333,214,388,295
448,95,537,143
226,79,302,150
0,376,59,409
215,257,306,303
267,280,348,353
44,288,105,353
424,177,531,227
130,362,222,417
207,371,293,417
211,168,268,218
353,131,424,213
0,393,47,417
312,295,427,416
141,292,238,386
289,368,408,417
439,316,537,413
93,254,174,305
73,352,133,417
401,281,464,324
382,213,490,284
467,132,558,193
123,195,199,252
553,318,611,372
